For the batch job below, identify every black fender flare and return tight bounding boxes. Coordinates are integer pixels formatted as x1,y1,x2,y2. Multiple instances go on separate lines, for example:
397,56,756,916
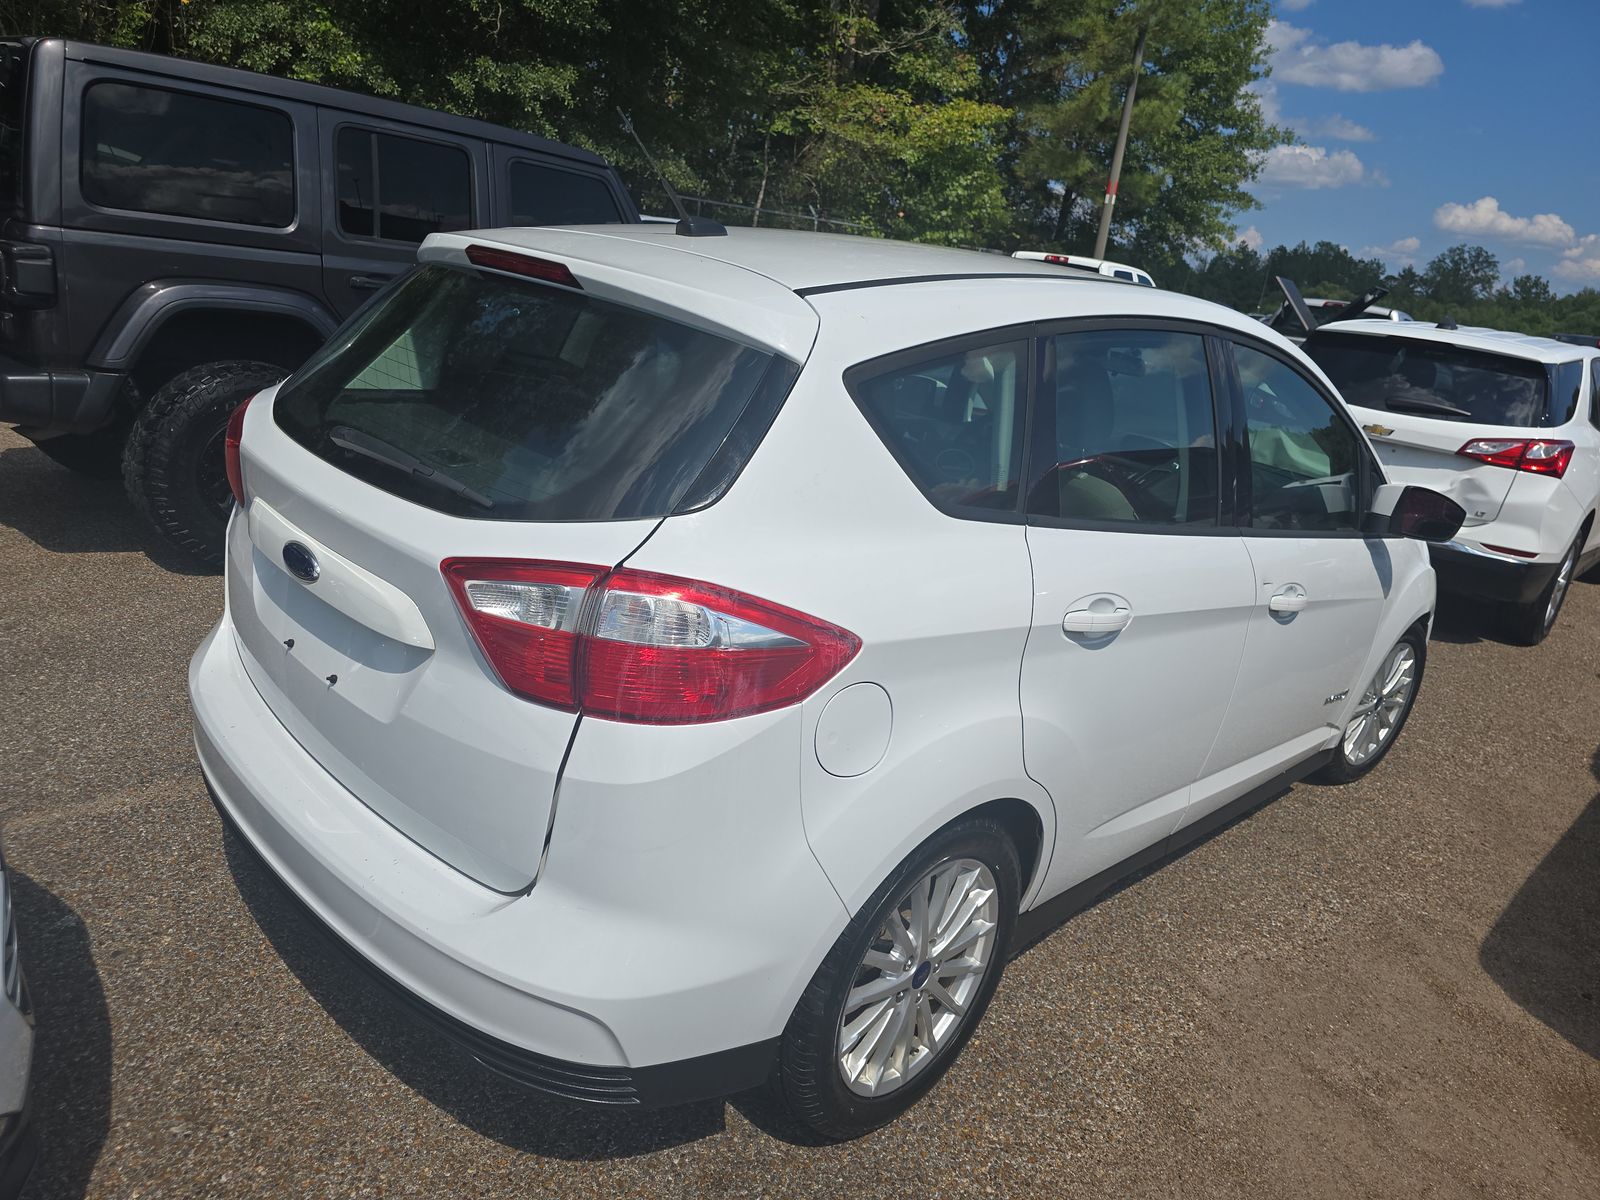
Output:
87,281,340,372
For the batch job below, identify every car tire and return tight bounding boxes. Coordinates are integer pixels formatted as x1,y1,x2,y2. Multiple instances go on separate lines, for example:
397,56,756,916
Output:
773,817,1020,1140
123,361,286,568
1499,531,1582,646
1313,626,1427,785
31,422,130,480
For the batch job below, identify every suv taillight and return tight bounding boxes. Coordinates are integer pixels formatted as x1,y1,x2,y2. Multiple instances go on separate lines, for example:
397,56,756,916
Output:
442,560,860,723
225,395,256,506
1457,438,1575,478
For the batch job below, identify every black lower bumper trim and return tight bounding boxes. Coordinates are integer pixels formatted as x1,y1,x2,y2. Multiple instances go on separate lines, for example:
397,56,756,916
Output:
0,356,124,434
206,784,778,1108
1429,543,1556,606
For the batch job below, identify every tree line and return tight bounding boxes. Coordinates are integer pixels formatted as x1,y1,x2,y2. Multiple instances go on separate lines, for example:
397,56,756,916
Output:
1176,239,1600,337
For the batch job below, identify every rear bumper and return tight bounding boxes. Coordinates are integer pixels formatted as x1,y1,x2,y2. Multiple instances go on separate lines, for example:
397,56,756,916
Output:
1430,539,1557,605
189,617,838,1107
0,356,124,435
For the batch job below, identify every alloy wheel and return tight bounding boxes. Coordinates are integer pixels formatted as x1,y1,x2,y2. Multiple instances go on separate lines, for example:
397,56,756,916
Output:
1342,642,1418,767
836,857,999,1097
1544,541,1577,632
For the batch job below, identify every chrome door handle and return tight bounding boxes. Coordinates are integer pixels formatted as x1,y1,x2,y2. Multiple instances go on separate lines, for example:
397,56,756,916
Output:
1268,584,1308,614
349,273,392,291
1062,604,1133,635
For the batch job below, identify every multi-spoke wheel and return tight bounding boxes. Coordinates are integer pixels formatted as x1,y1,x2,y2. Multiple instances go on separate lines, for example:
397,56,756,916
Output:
775,819,1020,1138
1314,627,1426,784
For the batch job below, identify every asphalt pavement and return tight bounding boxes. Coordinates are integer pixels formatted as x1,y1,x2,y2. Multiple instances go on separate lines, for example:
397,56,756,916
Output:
1,426,1596,1199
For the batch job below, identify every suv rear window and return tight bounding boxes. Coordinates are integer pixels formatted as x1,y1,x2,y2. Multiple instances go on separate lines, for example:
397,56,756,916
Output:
1305,333,1554,428
509,162,624,225
81,82,293,227
0,43,27,216
274,264,781,521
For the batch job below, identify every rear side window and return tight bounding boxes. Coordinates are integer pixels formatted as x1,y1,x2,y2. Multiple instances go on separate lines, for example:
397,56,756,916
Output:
509,161,624,225
1591,362,1600,431
850,339,1027,519
1551,360,1584,424
1305,333,1552,428
336,128,471,243
275,264,780,521
80,82,293,226
1236,344,1362,533
1027,329,1218,527
0,43,28,216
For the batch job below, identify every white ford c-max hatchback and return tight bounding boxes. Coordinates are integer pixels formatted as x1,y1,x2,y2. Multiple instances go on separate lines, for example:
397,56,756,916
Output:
190,224,1463,1137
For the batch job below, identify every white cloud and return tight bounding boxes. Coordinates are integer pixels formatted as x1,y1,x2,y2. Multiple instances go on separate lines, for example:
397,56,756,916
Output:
1279,0,1316,9
1267,21,1444,92
1237,226,1265,251
1302,114,1376,142
1464,1,1520,8
1257,143,1380,189
1553,255,1600,284
1502,258,1527,276
1359,236,1422,267
1433,196,1576,247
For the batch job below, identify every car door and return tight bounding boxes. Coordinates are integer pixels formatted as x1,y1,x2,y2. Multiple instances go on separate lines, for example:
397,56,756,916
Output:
317,112,488,318
1021,323,1257,894
1185,338,1391,822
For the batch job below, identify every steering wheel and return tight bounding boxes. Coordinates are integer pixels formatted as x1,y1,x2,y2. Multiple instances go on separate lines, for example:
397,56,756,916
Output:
1030,454,1152,519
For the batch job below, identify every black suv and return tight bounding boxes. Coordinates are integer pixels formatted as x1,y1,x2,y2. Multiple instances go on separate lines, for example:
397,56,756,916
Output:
0,37,639,563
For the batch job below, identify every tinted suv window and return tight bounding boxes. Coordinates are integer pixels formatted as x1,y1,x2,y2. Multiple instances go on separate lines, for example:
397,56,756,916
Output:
336,128,470,242
850,339,1026,518
1236,344,1361,533
1305,333,1552,428
509,162,624,225
0,43,27,216
1027,329,1218,527
81,82,293,226
275,264,778,521
1591,362,1600,431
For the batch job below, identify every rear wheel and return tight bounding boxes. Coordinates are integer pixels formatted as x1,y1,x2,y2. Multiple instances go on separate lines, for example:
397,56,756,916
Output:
774,818,1019,1139
1313,628,1426,784
1500,532,1581,646
122,361,286,568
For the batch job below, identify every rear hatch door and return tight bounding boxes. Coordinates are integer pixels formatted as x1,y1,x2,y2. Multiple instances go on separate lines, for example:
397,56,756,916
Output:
225,245,812,891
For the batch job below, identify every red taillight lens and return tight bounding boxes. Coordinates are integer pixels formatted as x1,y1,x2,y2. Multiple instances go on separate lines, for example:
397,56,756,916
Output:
224,395,254,507
1457,438,1574,478
442,559,606,710
442,561,861,723
465,244,582,289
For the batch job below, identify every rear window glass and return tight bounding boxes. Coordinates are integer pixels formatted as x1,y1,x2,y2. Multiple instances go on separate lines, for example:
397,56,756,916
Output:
274,264,778,521
1305,334,1553,428
0,43,27,215
81,82,293,227
509,162,624,225
337,128,471,243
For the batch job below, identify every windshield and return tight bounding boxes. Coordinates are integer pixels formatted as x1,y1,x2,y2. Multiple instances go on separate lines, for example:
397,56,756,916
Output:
1304,333,1553,428
275,264,781,520
0,42,28,216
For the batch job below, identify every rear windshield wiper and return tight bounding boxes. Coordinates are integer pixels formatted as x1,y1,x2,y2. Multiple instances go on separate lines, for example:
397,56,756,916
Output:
327,425,496,509
1382,395,1473,419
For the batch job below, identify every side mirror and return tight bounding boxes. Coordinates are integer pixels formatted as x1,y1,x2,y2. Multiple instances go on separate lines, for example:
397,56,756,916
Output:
1362,483,1465,543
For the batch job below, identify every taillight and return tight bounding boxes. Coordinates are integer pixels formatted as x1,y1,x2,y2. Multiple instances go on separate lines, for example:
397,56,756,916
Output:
225,395,255,507
1457,438,1575,478
442,561,860,724
465,244,582,289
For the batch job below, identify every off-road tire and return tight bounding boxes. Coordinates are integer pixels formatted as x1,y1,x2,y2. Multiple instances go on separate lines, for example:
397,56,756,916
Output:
123,361,285,567
773,818,1021,1140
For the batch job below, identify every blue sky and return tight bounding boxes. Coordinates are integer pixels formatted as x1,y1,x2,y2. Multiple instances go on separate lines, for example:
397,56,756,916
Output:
1240,0,1600,291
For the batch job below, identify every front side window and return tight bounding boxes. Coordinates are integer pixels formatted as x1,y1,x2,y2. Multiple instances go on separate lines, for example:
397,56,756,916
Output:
80,81,293,226
275,264,778,520
336,128,470,243
850,340,1026,518
1236,344,1362,533
1027,328,1219,527
509,161,624,225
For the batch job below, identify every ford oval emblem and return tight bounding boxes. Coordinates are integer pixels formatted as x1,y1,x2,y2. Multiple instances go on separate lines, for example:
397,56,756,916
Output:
282,541,320,584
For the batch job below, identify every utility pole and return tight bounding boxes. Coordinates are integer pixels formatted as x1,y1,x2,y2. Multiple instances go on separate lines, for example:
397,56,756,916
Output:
1093,23,1148,260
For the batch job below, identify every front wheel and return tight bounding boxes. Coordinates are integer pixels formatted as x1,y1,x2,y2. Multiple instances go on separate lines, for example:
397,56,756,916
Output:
122,361,286,568
774,818,1020,1139
1313,628,1426,784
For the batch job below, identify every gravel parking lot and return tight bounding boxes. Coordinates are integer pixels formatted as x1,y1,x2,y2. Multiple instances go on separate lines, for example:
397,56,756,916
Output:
1,423,1596,1199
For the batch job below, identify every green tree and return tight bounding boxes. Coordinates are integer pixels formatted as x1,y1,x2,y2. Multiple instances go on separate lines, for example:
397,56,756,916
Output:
1422,244,1500,306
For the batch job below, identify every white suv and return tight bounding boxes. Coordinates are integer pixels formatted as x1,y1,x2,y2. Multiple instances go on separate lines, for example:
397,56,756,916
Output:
189,225,1462,1137
1303,322,1600,643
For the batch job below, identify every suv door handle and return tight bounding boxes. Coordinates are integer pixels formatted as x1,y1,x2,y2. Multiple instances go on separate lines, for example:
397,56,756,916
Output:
1062,600,1133,636
1268,584,1308,614
349,273,392,291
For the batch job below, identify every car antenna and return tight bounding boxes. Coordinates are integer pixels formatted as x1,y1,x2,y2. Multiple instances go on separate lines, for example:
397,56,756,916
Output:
616,108,726,238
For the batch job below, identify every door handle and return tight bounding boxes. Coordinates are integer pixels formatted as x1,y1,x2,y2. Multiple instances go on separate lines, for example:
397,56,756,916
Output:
1268,584,1308,614
349,273,392,291
1062,602,1133,636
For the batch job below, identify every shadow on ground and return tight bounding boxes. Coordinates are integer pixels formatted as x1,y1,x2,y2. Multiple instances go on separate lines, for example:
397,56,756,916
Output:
0,445,213,576
217,823,739,1160
15,872,113,1200
1479,748,1600,1060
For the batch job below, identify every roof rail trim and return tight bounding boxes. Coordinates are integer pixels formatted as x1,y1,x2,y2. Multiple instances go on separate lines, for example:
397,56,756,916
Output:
795,271,1095,298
